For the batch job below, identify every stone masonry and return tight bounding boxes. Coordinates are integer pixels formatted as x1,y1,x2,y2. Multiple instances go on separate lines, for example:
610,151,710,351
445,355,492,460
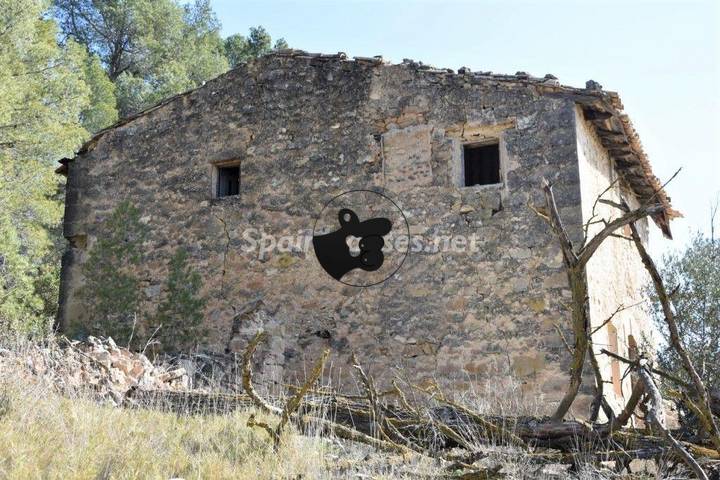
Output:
57,51,677,417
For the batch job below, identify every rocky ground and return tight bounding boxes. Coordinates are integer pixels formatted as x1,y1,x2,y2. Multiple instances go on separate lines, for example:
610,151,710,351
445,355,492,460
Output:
2,336,190,402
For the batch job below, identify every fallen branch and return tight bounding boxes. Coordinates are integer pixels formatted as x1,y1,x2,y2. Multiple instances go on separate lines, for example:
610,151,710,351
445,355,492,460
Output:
636,358,708,479
273,348,329,448
241,332,415,456
241,331,282,415
412,383,527,448
611,380,645,432
300,414,412,455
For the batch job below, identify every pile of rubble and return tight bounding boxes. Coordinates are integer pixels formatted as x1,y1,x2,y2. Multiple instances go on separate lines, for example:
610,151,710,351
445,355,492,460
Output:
3,336,190,404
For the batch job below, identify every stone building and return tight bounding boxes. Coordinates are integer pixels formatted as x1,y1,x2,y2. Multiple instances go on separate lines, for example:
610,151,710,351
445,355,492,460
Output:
57,50,677,416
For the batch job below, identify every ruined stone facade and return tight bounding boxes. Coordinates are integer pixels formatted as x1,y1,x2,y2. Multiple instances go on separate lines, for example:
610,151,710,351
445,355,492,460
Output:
58,51,676,416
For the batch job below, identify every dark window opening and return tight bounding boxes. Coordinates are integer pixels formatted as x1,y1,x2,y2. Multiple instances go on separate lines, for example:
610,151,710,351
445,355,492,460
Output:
464,143,500,186
217,165,240,198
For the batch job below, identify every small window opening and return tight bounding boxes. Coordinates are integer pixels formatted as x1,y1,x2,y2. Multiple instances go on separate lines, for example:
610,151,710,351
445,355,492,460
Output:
608,324,623,397
464,142,500,186
217,165,240,198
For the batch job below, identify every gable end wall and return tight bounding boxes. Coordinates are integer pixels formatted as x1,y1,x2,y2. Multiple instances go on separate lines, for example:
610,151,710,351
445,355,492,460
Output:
58,56,649,417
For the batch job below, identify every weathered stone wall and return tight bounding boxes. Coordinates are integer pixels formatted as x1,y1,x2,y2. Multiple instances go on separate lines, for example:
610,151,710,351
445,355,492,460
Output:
60,54,651,416
575,106,655,415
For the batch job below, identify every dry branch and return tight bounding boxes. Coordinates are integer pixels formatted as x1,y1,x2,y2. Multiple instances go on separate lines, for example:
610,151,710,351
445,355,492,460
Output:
127,374,720,475
552,323,573,355
577,203,663,268
612,380,645,432
247,413,279,444
299,415,411,455
629,221,720,451
600,348,687,388
241,331,282,416
636,359,709,479
413,383,526,448
273,348,329,448
240,332,415,456
588,337,615,422
352,353,387,441
533,180,591,420
582,178,620,244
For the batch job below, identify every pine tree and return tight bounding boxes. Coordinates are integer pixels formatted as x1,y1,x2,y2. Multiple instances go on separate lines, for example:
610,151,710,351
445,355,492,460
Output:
80,201,148,344
0,0,97,333
224,26,288,68
153,248,207,352
54,0,229,116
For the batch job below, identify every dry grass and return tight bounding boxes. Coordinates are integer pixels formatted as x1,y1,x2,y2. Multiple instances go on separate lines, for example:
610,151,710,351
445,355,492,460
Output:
0,341,434,480
0,376,447,479
0,377,334,479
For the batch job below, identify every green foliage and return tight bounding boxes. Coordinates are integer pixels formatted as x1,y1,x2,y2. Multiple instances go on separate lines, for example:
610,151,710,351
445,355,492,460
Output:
80,54,118,133
79,205,207,351
80,201,148,345
224,26,288,68
152,248,207,352
274,38,289,51
54,1,290,115
54,0,229,117
652,232,720,387
1,0,287,339
0,0,93,334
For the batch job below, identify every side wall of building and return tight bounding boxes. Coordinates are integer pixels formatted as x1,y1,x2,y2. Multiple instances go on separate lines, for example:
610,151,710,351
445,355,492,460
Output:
60,56,591,414
575,106,656,414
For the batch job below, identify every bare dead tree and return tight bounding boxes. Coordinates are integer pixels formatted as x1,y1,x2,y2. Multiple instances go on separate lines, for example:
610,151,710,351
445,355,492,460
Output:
529,179,663,420
528,171,720,476
581,190,720,454
628,220,720,451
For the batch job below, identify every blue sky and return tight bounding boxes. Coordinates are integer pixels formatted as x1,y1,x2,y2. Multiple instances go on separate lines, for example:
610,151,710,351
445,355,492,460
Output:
212,0,720,256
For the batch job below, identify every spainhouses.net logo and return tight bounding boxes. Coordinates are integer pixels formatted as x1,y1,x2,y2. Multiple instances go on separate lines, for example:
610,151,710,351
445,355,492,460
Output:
239,228,482,260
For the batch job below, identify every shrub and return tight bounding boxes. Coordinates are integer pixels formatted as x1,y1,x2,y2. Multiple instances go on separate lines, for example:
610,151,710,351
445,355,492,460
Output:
80,201,147,345
152,248,207,352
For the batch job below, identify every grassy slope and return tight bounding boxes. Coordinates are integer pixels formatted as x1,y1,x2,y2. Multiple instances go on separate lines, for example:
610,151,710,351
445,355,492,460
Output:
0,379,332,479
